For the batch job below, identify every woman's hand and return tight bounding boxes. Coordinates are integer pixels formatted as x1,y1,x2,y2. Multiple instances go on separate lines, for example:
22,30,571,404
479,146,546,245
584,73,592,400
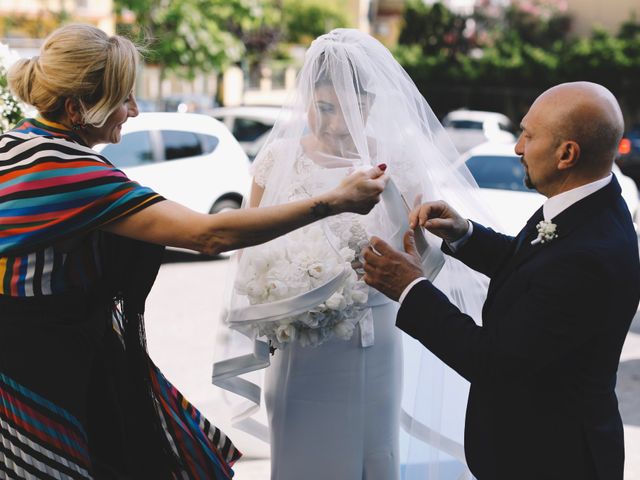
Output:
409,200,469,243
329,165,387,215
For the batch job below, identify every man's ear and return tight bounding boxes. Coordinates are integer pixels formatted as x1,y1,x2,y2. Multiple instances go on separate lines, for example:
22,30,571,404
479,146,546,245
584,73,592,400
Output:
63,97,84,126
557,140,580,171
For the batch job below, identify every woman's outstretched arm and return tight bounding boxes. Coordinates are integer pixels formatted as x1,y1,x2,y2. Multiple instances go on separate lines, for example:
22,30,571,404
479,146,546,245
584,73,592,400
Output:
101,166,386,256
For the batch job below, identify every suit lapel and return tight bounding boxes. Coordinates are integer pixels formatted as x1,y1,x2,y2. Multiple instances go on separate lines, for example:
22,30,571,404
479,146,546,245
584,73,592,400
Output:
485,175,622,305
486,207,543,300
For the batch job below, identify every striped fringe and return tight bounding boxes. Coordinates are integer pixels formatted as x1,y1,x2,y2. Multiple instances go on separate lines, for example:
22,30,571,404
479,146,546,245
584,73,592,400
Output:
111,303,241,479
150,366,241,480
0,374,92,479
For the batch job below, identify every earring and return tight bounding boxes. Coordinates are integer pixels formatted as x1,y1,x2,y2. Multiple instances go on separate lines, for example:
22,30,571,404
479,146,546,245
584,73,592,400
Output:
71,123,84,131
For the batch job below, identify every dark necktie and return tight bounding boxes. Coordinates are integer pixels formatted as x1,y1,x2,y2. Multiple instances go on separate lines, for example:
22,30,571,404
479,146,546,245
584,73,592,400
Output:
514,208,544,253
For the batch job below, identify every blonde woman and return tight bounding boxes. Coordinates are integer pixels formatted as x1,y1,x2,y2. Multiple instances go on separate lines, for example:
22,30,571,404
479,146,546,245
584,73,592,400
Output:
0,24,385,479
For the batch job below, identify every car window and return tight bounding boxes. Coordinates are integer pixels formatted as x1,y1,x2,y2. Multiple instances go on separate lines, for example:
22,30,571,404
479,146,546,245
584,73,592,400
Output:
199,134,220,154
445,120,484,130
100,131,154,167
232,118,272,142
465,155,529,192
161,130,203,160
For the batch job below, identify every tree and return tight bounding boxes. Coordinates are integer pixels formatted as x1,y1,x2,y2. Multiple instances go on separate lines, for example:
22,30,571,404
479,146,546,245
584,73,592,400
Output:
500,0,572,49
228,0,283,60
395,0,640,121
115,0,246,80
225,0,284,87
398,0,473,57
281,0,347,46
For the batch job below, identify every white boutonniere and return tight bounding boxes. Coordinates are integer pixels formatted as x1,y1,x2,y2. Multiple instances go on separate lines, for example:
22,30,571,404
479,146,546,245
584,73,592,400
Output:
531,220,558,245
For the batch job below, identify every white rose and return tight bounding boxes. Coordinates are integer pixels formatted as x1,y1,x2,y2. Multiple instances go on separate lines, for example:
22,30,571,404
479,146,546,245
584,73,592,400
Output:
326,292,346,311
309,303,327,313
269,280,289,299
276,323,296,344
334,320,356,340
340,247,356,263
351,289,368,304
307,262,325,279
299,311,323,328
246,280,267,303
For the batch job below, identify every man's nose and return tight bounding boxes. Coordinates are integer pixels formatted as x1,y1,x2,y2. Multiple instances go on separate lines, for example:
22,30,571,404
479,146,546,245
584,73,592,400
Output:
514,136,524,155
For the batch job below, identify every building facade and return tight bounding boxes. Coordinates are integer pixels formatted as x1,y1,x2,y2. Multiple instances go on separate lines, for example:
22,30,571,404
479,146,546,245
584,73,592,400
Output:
0,0,115,54
566,0,639,36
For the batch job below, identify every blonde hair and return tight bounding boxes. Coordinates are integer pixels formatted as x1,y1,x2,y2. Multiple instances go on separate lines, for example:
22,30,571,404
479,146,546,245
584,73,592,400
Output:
8,24,139,128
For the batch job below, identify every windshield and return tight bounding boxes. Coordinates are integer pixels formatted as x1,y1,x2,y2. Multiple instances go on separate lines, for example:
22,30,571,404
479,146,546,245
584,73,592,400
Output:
465,154,530,192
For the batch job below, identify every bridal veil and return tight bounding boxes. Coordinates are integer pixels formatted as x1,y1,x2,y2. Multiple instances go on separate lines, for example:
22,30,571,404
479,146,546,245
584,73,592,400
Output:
212,29,500,479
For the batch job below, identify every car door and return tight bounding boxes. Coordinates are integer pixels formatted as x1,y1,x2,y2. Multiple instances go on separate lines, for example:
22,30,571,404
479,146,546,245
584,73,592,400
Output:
135,129,219,213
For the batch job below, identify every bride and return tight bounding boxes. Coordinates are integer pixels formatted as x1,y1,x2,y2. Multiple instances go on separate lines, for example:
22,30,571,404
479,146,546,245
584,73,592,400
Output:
214,29,496,479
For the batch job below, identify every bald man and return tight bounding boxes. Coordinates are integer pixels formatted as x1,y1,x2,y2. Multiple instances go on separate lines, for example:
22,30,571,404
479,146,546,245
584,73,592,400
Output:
363,82,640,480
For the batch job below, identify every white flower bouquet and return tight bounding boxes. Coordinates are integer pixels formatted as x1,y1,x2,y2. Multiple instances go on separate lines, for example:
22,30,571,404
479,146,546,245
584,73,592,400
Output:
0,43,25,133
235,225,369,349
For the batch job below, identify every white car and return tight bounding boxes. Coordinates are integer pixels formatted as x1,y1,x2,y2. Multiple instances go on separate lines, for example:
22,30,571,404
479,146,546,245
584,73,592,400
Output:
459,142,640,235
210,106,283,160
443,109,517,155
95,112,252,218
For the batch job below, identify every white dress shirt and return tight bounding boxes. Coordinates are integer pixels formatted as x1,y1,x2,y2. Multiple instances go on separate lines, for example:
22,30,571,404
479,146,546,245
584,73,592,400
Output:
542,173,612,221
398,174,613,305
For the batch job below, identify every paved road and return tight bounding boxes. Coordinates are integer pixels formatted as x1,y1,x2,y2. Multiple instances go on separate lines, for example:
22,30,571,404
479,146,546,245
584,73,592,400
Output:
144,253,640,479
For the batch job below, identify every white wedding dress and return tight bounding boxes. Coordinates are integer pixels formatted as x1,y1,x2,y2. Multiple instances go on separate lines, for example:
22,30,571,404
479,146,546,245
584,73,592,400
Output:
212,29,493,480
255,146,403,480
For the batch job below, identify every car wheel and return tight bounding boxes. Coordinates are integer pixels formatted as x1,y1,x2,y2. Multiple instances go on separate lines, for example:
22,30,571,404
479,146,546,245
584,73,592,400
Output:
209,198,242,215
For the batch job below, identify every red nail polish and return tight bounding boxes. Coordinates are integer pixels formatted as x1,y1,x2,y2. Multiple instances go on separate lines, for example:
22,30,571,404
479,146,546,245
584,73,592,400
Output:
377,163,387,171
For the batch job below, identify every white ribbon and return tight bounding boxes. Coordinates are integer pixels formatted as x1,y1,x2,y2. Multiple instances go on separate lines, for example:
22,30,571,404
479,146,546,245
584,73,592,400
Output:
226,268,349,325
212,339,272,442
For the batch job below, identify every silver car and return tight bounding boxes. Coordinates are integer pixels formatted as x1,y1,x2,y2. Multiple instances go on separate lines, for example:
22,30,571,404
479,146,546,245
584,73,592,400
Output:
443,109,517,154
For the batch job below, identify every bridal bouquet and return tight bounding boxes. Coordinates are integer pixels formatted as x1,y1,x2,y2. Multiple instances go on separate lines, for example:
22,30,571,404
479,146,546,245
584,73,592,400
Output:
235,225,369,349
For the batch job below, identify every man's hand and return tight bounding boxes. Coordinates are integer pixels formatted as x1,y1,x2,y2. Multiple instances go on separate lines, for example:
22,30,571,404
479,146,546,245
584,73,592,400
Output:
362,230,424,301
330,165,387,215
409,200,469,243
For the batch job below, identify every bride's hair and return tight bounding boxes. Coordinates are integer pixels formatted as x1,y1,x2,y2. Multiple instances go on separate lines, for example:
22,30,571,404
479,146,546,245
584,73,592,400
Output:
312,51,371,96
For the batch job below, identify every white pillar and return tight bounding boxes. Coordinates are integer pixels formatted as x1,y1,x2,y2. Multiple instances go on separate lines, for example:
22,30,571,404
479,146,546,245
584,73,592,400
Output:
222,66,245,106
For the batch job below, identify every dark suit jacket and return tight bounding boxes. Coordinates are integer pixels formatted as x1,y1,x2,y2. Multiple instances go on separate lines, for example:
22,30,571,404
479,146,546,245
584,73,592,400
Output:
397,176,640,480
